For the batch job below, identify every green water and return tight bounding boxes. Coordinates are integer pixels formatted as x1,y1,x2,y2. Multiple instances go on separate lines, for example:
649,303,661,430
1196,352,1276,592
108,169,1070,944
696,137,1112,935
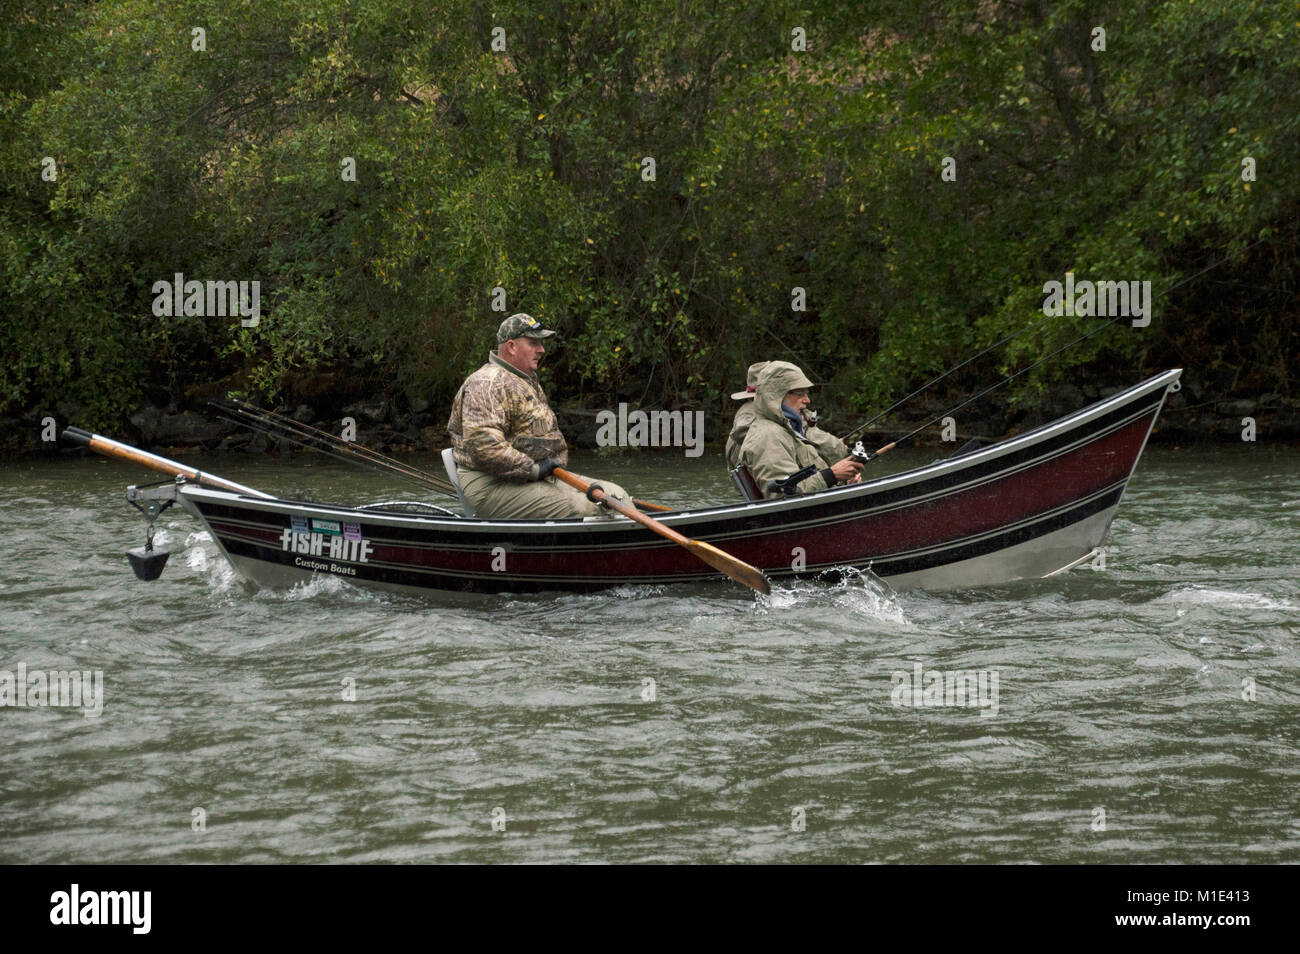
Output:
2,445,1297,862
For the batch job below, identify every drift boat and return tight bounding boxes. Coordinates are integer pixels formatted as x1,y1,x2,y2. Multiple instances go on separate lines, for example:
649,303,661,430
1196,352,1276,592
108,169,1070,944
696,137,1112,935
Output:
68,368,1180,597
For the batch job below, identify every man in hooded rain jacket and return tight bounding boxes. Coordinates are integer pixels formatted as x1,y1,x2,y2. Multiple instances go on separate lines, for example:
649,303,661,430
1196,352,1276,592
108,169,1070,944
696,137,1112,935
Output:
738,361,863,499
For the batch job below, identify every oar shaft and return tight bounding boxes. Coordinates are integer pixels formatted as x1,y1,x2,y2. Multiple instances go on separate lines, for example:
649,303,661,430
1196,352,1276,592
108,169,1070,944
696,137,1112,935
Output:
551,467,770,594
62,427,274,499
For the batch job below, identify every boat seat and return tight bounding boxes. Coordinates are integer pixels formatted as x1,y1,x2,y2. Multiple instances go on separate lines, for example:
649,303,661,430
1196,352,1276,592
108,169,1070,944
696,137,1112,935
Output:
441,448,476,517
730,464,763,502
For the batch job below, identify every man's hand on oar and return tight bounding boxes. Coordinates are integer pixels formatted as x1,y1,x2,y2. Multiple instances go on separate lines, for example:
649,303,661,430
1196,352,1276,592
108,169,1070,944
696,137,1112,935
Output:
550,467,771,595
535,457,671,512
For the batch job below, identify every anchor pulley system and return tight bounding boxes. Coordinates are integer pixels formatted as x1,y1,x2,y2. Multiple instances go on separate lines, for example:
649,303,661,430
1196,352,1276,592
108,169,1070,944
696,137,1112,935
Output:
124,478,181,580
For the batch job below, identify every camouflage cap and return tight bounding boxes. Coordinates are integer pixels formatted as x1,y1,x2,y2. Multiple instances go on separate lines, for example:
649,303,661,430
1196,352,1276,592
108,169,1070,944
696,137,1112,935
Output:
731,361,771,400
497,312,557,344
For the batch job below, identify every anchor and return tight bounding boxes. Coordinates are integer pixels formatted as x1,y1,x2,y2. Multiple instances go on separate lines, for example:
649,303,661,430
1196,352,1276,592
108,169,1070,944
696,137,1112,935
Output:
125,479,181,581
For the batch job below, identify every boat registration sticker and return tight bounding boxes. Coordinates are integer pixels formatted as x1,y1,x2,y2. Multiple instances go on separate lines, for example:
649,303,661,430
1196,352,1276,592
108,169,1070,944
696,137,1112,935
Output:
312,518,342,536
291,516,309,535
343,522,362,541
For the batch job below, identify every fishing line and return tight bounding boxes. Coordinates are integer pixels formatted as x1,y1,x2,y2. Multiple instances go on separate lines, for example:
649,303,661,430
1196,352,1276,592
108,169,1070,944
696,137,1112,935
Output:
881,313,1125,452
841,318,1048,444
842,232,1275,445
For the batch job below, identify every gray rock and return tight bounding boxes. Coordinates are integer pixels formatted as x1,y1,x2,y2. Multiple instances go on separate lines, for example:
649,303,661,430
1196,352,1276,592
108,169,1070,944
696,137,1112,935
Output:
1046,384,1085,417
343,400,386,423
129,406,165,443
1217,399,1257,417
154,411,225,445
55,400,88,423
217,433,250,453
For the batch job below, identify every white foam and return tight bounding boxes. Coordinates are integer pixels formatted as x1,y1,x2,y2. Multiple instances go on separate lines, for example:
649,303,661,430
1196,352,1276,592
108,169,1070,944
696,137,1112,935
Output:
182,531,238,591
1163,585,1297,612
759,567,909,624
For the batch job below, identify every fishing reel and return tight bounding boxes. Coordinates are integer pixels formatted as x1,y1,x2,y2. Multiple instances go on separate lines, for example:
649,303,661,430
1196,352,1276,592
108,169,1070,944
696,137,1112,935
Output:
124,479,181,581
850,439,893,465
768,440,887,496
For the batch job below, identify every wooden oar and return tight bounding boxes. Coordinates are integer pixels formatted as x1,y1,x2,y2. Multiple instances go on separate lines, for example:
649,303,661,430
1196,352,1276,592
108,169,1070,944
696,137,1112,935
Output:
551,467,771,595
633,498,673,512
62,427,274,498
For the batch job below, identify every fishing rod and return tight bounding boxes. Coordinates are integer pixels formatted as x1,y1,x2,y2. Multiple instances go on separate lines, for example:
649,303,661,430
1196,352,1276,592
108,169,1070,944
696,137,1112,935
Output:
214,400,678,513
851,312,1126,463
227,400,454,490
840,318,1049,445
211,406,448,493
210,402,457,495
841,233,1275,445
214,402,454,492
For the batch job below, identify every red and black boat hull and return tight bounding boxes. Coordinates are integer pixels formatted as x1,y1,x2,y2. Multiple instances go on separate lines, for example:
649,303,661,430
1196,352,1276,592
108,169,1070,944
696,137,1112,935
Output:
177,369,1179,595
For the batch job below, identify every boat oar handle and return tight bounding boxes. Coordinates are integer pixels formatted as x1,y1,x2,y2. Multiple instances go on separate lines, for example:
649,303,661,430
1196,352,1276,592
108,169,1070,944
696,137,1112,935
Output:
61,426,274,499
62,425,94,448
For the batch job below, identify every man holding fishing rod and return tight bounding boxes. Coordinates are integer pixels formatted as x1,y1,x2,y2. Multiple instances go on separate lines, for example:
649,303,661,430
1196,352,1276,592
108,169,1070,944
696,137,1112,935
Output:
726,361,848,470
739,361,864,498
447,313,631,519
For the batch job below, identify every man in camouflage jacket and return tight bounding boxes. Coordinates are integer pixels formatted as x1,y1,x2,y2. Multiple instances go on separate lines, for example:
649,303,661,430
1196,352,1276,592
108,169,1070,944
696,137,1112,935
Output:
447,313,628,518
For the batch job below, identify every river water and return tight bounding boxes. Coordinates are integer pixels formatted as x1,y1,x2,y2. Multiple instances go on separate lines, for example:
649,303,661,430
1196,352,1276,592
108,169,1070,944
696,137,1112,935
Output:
2,444,1297,863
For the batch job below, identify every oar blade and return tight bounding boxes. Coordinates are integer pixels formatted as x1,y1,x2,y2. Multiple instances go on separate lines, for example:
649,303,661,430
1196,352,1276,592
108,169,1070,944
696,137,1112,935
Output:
687,540,772,595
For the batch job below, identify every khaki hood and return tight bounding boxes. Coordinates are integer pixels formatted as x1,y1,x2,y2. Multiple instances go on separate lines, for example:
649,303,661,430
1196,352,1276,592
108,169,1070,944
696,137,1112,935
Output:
753,361,815,426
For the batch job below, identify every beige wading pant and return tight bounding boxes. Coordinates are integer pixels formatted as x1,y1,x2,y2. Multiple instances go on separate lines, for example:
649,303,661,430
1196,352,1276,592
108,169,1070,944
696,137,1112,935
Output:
458,467,630,519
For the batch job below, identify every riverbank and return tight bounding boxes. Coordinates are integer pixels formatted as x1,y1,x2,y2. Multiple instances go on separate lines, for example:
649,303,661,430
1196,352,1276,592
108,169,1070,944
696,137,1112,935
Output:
3,366,1295,459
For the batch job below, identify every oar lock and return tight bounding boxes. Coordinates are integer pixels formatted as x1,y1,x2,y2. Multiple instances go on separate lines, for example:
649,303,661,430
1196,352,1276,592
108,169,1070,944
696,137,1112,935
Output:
125,479,183,581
